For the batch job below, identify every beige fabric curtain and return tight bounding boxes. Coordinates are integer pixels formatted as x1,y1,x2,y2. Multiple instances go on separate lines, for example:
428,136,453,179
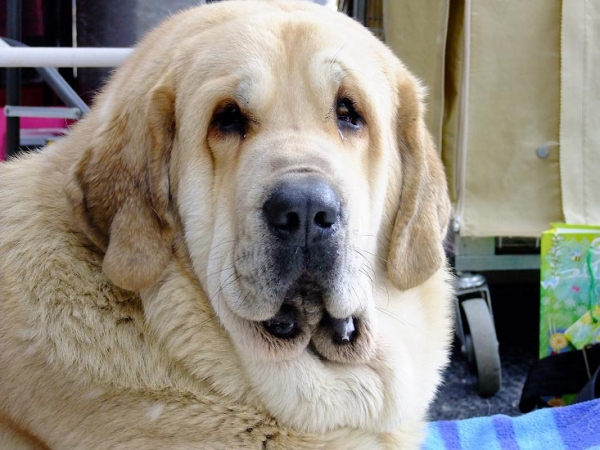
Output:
455,0,563,237
384,0,579,237
560,0,600,225
383,0,450,153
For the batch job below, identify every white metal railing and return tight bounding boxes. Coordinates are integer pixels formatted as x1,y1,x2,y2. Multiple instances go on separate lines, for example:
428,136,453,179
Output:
0,47,132,68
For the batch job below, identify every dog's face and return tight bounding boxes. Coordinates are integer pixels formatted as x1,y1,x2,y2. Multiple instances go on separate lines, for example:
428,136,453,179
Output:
175,15,395,364
65,0,451,432
168,8,450,365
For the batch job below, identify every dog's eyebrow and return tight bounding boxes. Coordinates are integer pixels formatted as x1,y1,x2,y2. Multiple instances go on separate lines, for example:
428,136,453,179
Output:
229,63,275,110
324,59,347,85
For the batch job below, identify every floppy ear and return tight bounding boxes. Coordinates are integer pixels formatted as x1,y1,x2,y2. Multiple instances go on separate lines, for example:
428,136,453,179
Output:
387,74,451,291
65,71,176,292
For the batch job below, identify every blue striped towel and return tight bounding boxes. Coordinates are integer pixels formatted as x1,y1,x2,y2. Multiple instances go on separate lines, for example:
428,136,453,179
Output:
424,399,600,450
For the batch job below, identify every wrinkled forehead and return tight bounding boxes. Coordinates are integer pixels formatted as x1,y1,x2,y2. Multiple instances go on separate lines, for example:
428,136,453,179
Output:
178,13,391,109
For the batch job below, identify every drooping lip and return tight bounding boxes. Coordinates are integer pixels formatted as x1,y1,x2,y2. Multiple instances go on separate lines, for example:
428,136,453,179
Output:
261,275,356,344
328,315,356,344
263,303,302,339
260,275,323,339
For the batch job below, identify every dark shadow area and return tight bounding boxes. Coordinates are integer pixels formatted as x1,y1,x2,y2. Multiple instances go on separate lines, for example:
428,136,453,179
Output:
430,270,540,421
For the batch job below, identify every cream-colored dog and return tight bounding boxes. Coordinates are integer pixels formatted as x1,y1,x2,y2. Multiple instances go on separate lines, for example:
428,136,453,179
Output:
0,1,453,448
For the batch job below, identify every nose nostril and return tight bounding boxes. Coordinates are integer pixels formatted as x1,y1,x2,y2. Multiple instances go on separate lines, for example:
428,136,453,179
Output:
314,210,336,229
265,199,302,232
283,212,300,231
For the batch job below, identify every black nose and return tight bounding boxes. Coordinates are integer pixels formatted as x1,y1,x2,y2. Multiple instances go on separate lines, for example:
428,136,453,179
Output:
263,177,340,246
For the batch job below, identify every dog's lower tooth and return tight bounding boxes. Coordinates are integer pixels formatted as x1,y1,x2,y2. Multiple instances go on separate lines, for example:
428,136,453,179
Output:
331,316,355,344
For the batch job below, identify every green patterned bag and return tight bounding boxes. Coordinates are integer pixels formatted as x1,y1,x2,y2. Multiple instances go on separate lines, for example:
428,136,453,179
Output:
540,224,600,355
539,224,600,405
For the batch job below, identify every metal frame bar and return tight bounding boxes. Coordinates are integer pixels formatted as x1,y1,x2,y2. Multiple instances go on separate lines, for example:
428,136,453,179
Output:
1,39,90,114
352,0,366,24
453,236,541,272
4,106,82,120
6,0,22,158
0,47,132,68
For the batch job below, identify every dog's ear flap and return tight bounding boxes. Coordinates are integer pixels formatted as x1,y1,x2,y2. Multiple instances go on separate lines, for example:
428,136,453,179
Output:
387,75,451,291
65,72,176,292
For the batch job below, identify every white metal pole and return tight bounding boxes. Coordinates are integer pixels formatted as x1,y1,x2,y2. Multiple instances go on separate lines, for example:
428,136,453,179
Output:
0,47,133,68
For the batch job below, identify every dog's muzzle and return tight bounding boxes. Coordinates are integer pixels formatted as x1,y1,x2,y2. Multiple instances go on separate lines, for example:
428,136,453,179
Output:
263,175,340,249
261,175,356,344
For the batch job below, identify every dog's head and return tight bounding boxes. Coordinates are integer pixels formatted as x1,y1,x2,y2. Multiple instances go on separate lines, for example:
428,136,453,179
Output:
66,0,450,395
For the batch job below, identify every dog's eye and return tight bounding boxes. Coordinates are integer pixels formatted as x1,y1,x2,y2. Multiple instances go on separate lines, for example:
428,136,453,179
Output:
212,103,249,137
336,98,362,131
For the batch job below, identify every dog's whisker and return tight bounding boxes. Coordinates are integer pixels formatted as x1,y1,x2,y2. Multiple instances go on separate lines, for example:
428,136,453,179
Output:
351,247,388,274
359,265,375,285
201,254,246,282
210,238,238,252
359,266,386,297
357,234,390,248
355,277,370,303
354,251,391,308
237,291,253,311
375,306,402,324
210,274,242,305
356,260,376,280
353,247,392,266
349,284,362,308
202,264,234,282
354,250,391,303
357,260,374,280
375,306,418,331
351,247,374,264
355,248,388,263
219,269,238,287
352,247,375,264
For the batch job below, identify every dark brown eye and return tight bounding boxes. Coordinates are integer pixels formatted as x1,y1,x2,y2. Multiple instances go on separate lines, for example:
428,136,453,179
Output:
212,103,248,137
336,97,362,130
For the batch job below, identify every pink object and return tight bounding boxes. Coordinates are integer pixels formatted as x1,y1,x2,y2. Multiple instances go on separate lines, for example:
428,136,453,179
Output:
0,110,72,160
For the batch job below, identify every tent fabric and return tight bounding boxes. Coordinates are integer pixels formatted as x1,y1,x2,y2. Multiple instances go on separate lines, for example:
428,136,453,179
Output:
384,1,599,237
383,0,450,154
560,0,600,226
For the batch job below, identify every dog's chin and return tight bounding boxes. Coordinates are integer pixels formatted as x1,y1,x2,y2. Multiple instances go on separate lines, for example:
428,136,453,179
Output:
225,277,377,364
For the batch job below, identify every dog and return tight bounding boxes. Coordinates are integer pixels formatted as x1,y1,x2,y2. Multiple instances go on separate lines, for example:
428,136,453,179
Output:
0,1,453,448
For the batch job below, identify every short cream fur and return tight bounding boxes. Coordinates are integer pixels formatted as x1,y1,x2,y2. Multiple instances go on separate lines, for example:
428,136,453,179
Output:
0,1,453,448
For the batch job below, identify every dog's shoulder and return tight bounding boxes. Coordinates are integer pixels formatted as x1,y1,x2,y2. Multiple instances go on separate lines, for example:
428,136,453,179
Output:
0,147,123,306
0,147,144,385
